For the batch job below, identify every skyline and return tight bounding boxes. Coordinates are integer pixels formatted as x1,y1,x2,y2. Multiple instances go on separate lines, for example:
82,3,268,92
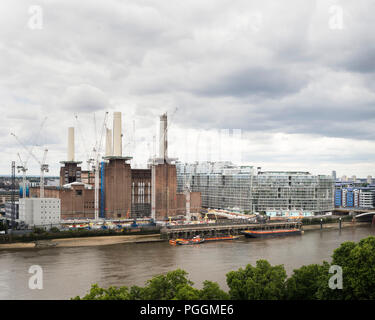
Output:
1,0,375,176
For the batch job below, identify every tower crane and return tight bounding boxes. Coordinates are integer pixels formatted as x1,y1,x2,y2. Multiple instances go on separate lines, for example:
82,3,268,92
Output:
17,153,27,198
11,133,49,198
11,117,48,198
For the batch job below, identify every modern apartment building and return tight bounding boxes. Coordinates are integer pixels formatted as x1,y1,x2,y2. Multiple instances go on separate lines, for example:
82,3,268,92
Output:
177,162,334,213
335,187,375,208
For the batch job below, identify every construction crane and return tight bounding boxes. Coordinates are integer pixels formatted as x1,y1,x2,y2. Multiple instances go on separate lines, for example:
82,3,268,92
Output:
17,153,27,198
11,117,47,199
11,133,49,198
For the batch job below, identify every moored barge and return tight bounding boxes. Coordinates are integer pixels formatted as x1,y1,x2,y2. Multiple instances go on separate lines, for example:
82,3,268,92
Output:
241,229,301,238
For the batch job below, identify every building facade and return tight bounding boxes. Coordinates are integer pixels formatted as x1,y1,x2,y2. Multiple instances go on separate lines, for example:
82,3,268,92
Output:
335,186,375,208
177,162,334,213
19,198,61,227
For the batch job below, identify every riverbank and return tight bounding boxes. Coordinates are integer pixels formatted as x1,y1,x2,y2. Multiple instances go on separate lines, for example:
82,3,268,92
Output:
1,221,372,250
0,234,164,249
302,221,371,231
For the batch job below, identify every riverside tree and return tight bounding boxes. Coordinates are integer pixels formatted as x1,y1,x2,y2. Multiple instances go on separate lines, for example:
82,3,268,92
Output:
285,263,328,300
316,236,375,300
74,269,228,300
226,260,287,300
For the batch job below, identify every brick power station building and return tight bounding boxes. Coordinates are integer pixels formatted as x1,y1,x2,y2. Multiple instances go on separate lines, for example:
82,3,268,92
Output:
30,112,201,220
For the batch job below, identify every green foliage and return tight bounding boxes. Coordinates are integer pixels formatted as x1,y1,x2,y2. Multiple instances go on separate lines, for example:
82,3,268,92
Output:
0,227,160,244
285,264,327,300
174,284,201,300
32,227,46,234
49,227,60,233
75,269,228,300
141,269,194,300
226,260,287,300
0,221,7,231
199,280,230,300
73,284,131,300
316,236,375,300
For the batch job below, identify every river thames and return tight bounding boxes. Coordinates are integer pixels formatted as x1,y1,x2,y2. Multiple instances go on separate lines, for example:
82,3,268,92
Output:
1,225,374,300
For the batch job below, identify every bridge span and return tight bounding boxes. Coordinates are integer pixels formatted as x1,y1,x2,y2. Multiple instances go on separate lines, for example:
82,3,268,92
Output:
355,212,375,222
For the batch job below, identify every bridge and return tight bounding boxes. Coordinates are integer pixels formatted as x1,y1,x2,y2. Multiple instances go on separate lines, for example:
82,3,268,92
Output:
160,220,302,240
333,208,375,214
355,212,375,222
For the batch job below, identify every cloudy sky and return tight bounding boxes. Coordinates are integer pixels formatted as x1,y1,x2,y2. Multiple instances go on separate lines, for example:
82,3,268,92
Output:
1,0,375,177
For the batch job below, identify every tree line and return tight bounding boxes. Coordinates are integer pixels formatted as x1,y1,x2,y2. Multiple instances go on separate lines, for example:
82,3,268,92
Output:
73,236,375,300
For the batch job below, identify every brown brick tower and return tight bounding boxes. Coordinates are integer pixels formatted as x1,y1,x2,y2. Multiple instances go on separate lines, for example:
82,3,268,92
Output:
102,112,133,219
60,127,82,186
150,113,179,220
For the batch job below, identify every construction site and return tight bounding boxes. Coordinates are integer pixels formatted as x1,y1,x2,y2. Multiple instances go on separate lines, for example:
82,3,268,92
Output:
7,111,202,228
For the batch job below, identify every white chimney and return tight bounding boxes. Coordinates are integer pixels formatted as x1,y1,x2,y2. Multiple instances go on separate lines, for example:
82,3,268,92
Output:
113,112,122,157
159,113,167,160
105,128,113,157
67,127,75,161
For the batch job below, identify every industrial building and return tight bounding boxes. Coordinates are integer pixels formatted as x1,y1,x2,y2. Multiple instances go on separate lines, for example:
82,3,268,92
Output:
29,112,202,221
177,162,335,213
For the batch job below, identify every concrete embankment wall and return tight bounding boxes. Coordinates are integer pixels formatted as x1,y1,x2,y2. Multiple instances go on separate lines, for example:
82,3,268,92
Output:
302,221,371,231
0,234,163,250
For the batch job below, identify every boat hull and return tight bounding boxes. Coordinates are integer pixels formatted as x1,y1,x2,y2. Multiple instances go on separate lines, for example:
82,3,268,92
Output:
205,235,240,242
241,229,301,238
169,238,205,245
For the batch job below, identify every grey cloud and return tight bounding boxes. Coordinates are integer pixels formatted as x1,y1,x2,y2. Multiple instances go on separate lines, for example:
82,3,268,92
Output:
194,66,309,98
62,84,109,112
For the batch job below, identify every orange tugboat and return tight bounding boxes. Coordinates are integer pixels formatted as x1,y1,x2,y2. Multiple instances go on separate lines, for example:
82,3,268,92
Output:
169,235,205,245
241,229,301,238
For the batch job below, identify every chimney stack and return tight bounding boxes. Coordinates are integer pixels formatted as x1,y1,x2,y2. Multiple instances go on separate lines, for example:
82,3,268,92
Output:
159,113,168,161
105,128,113,157
67,127,75,161
113,112,122,157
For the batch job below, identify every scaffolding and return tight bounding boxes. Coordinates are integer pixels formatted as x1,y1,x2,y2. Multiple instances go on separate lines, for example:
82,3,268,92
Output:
177,162,334,213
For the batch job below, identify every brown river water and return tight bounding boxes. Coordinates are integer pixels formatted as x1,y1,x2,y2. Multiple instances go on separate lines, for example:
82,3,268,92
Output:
1,225,374,300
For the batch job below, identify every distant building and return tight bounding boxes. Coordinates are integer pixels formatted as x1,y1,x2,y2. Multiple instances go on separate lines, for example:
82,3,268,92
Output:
367,176,373,184
335,186,375,208
19,198,61,227
177,162,334,213
5,201,19,220
0,190,19,207
332,171,337,181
